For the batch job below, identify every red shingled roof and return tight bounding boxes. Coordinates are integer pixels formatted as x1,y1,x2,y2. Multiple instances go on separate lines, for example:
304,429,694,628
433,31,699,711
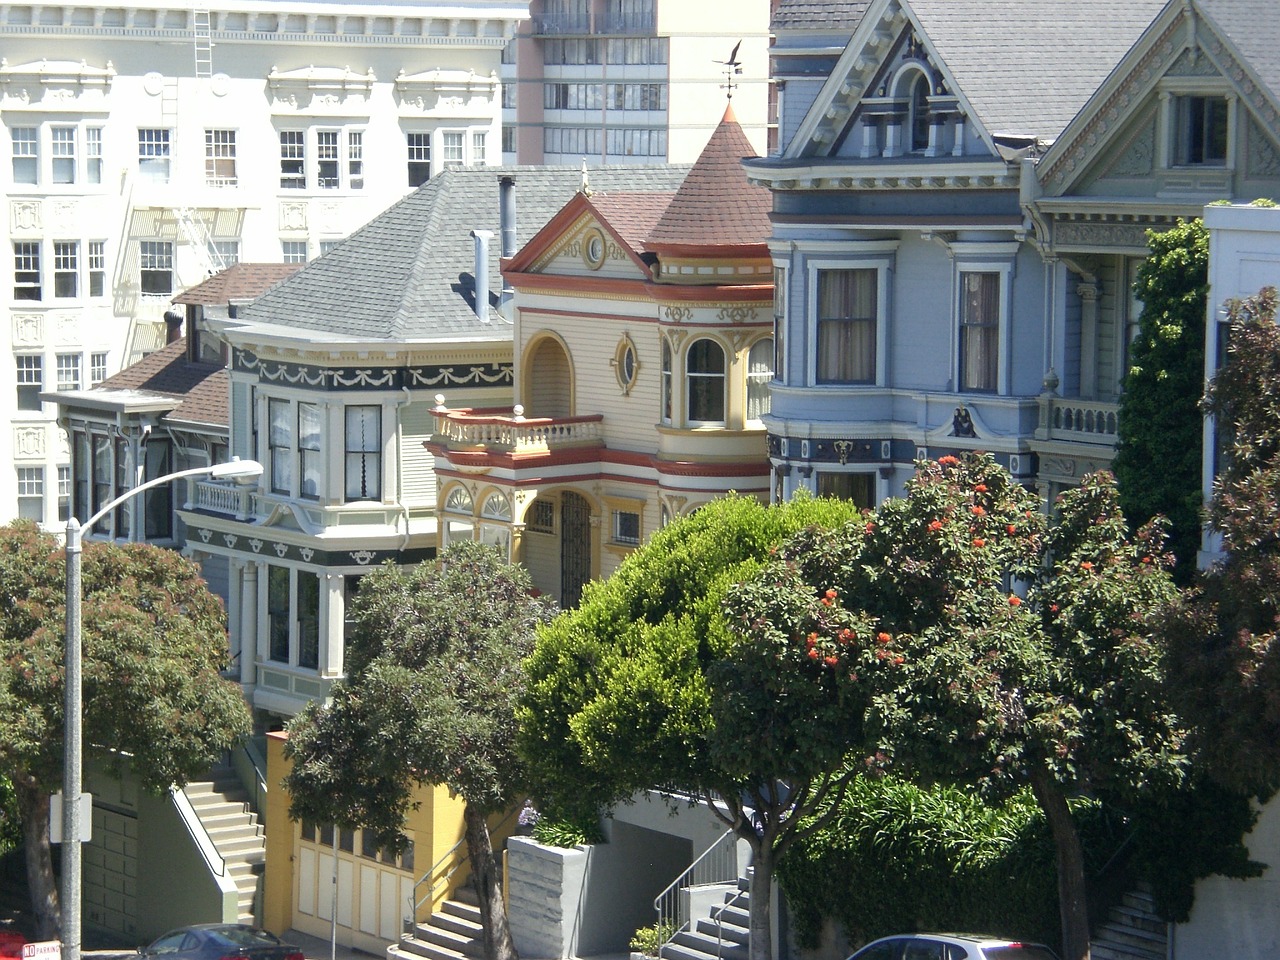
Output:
172,262,303,305
647,104,772,250
587,193,675,251
97,338,228,429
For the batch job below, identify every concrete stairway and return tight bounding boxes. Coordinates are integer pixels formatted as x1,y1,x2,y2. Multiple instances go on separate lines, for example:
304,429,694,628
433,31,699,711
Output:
661,877,751,960
182,763,266,923
388,886,485,960
1090,885,1167,960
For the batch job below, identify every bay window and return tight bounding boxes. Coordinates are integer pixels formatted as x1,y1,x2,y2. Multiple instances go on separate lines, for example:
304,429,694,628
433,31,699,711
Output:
816,268,877,384
959,271,1000,393
686,338,726,424
345,405,381,501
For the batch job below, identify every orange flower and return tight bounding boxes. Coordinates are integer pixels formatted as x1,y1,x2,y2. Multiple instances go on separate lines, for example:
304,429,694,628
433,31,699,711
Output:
1080,561,1094,570
971,505,986,517
1008,595,1022,607
939,455,960,466
824,655,839,667
865,522,876,535
876,632,891,644
929,520,944,532
973,537,986,548
825,588,838,600
892,655,905,665
974,483,988,493
807,648,819,660
1007,524,1017,535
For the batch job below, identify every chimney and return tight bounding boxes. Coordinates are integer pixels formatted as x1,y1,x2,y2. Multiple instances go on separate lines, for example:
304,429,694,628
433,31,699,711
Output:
163,308,184,344
499,176,516,313
471,229,493,324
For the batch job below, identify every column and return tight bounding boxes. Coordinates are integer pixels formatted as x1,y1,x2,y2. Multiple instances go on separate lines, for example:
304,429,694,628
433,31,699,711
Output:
240,560,258,690
320,572,345,679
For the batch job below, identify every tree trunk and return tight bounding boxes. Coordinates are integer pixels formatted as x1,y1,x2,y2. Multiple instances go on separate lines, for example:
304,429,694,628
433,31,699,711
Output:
463,803,518,960
1028,767,1090,960
15,778,59,940
747,839,773,960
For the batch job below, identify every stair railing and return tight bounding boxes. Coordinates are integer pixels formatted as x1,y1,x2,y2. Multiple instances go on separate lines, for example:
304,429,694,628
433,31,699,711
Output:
172,785,227,878
653,829,739,954
405,804,522,936
716,883,749,959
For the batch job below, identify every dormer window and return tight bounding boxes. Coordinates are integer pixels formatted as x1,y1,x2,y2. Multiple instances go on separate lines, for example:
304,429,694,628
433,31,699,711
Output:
1174,95,1227,166
909,73,931,154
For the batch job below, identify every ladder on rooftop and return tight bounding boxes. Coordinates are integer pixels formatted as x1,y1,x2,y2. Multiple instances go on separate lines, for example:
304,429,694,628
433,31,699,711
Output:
193,8,213,78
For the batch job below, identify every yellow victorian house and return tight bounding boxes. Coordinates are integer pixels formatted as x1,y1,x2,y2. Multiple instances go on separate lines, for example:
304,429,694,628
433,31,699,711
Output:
428,106,775,604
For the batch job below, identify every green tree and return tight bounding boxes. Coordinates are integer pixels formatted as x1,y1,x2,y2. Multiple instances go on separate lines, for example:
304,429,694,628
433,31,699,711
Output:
285,541,557,960
728,455,1187,960
1113,218,1209,580
518,494,866,960
1162,287,1280,793
0,520,252,938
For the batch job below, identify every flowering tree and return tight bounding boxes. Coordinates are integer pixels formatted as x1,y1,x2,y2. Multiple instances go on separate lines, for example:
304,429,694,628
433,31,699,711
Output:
1162,287,1280,793
285,540,557,960
518,494,866,960
727,455,1187,960
0,521,252,938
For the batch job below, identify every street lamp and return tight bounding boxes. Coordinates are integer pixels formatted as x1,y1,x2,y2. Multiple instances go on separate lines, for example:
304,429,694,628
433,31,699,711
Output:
62,457,263,960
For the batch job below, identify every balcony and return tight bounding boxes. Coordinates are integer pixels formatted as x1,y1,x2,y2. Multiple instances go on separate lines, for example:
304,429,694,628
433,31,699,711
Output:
531,12,592,34
186,476,256,519
531,10,655,35
1035,396,1120,447
431,404,604,460
598,10,655,33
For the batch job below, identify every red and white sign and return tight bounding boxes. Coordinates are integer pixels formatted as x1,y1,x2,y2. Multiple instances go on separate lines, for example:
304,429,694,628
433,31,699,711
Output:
22,941,60,960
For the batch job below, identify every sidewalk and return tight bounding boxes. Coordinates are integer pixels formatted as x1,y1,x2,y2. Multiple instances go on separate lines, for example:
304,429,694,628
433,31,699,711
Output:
283,929,377,960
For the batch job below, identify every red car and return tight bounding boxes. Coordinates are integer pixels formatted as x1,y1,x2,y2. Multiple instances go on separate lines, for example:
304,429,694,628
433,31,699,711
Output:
0,929,25,960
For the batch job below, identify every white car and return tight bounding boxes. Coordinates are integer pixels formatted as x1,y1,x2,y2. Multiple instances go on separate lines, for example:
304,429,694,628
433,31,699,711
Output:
846,934,1059,960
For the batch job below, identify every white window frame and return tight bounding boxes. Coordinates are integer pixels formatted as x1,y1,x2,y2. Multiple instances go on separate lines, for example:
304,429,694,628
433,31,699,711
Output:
86,126,102,184
406,131,431,186
441,130,465,168
53,241,79,298
139,240,174,296
17,466,44,522
16,355,43,411
442,485,475,545
11,126,38,184
87,241,106,297
805,247,896,388
205,128,238,186
13,241,42,301
51,125,77,184
56,352,82,391
344,404,383,503
1157,78,1236,171
138,128,171,182
281,240,309,263
685,336,727,426
950,249,1015,397
279,129,306,189
90,351,108,385
746,336,774,424
264,563,322,670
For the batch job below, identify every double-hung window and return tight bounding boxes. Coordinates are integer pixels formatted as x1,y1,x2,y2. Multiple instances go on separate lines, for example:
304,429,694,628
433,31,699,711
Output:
345,405,381,501
280,131,306,189
53,242,78,298
773,264,787,383
90,352,108,385
86,127,102,183
11,127,37,183
660,339,673,423
51,126,76,183
16,467,44,521
14,242,41,300
88,241,106,297
139,241,173,295
56,353,81,391
281,241,308,264
442,131,465,168
138,128,171,182
16,356,42,411
267,565,321,669
1174,95,1228,166
407,133,431,186
747,338,774,422
959,272,1000,393
816,268,877,384
205,129,237,186
316,131,339,188
298,402,322,499
268,398,294,494
686,338,726,424
347,131,364,189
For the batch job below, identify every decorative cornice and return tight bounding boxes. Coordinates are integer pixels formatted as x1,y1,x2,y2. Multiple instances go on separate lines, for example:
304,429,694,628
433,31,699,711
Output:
268,64,375,115
744,163,1016,192
232,348,512,390
188,524,435,568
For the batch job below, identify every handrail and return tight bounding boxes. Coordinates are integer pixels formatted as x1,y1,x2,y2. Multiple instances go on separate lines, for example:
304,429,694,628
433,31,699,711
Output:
653,829,738,956
716,885,749,959
405,804,523,935
171,785,227,878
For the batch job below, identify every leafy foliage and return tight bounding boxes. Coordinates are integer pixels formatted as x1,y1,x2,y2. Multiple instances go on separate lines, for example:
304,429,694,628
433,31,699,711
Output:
1113,218,1209,580
729,455,1188,960
285,540,557,960
1162,287,1280,793
530,815,603,849
0,520,252,937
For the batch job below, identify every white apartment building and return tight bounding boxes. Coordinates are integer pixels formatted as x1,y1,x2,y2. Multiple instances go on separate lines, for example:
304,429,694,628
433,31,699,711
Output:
3,0,525,529
500,0,772,164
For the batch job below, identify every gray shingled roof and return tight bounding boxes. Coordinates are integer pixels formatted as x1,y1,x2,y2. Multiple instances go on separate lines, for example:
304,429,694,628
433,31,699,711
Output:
1198,0,1280,115
772,0,870,31
910,0,1168,141
235,164,690,344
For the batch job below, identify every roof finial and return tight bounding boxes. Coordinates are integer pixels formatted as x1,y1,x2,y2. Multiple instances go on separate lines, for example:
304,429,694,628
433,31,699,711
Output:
580,158,593,197
716,39,743,100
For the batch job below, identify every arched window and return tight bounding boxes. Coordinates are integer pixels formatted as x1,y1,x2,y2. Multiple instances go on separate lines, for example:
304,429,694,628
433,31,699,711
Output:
661,338,673,423
747,337,774,422
909,72,931,153
686,338,726,424
443,486,474,545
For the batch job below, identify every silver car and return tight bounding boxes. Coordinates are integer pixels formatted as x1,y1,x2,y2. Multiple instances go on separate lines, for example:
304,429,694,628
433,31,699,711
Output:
846,934,1059,960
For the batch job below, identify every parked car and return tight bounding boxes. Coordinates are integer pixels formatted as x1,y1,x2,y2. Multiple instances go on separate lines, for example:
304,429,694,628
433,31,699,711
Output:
847,934,1060,960
0,926,24,960
139,925,305,960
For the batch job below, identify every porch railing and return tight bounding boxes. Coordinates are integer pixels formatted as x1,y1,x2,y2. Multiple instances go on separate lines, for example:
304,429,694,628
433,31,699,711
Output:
653,829,739,955
186,477,256,519
1036,396,1120,446
432,406,604,452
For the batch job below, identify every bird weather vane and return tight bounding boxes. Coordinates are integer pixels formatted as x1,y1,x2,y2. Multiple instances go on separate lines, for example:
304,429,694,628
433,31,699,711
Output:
717,39,743,100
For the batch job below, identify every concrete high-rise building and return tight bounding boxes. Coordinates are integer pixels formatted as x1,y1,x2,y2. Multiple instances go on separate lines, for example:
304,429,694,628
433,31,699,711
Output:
500,0,772,164
3,0,525,530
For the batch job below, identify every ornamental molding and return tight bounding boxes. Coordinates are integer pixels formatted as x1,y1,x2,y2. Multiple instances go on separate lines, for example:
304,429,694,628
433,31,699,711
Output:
13,313,41,344
395,67,496,115
1053,220,1163,250
715,304,762,325
185,529,432,568
0,58,115,110
233,348,512,391
1247,116,1280,179
278,202,308,232
10,201,40,233
268,64,376,116
745,169,1017,192
13,427,45,458
1106,113,1156,178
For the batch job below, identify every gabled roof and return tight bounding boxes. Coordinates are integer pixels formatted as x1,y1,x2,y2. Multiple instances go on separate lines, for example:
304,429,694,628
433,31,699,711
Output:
786,0,1167,161
172,263,303,306
1191,0,1280,121
647,104,772,250
59,339,228,430
772,0,871,31
232,164,690,345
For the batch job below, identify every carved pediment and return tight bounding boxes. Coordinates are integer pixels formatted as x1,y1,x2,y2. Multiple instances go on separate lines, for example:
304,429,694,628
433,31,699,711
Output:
0,58,114,110
268,64,376,115
395,68,497,116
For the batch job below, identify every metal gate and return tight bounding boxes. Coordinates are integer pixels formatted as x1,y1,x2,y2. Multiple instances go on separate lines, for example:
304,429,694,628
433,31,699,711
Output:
560,491,591,608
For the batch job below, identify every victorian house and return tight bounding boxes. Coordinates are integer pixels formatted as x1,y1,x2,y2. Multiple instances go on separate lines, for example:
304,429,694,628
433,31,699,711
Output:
426,106,774,605
745,0,1280,510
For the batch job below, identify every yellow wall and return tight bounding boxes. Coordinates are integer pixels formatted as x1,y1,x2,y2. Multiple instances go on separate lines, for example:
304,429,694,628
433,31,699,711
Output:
264,732,296,936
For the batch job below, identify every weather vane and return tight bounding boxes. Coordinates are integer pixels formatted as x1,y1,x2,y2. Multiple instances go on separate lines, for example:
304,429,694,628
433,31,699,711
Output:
716,39,743,100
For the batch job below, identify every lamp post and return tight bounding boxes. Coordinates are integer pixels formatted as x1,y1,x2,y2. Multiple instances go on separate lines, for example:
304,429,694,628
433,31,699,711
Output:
62,457,262,960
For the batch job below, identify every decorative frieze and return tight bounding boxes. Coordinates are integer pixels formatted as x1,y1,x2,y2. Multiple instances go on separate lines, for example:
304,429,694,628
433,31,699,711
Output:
268,65,376,115
233,349,512,391
14,427,46,458
10,201,41,233
0,58,115,110
1053,220,1160,250
1246,116,1280,179
395,68,497,116
186,527,434,568
1108,116,1156,178
13,313,42,345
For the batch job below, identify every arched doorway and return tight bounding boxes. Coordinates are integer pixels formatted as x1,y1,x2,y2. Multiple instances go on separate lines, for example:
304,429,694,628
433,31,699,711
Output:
560,491,591,607
526,336,573,418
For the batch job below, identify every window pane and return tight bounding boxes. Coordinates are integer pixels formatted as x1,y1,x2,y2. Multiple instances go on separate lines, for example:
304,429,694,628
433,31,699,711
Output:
747,338,774,421
268,566,290,662
11,127,37,184
16,355,42,411
14,241,41,300
686,339,725,423
298,570,319,668
269,399,293,494
52,126,76,184
407,133,431,186
959,272,999,392
345,405,381,501
139,128,171,182
817,269,876,384
139,241,173,295
299,402,322,499
280,130,306,188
